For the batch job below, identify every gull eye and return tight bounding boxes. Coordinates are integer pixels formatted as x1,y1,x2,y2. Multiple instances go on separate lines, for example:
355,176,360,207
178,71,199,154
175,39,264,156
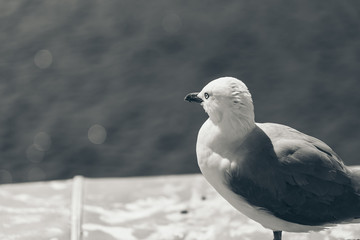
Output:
204,92,210,99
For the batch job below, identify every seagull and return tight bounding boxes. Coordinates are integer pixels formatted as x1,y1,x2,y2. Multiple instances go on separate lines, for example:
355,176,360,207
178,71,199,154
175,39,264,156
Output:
184,77,360,240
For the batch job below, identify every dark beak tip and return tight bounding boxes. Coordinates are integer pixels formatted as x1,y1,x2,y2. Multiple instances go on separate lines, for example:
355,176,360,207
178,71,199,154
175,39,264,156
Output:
184,92,203,103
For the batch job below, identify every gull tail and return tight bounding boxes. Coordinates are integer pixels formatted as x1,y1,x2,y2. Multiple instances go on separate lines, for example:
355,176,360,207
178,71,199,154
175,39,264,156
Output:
348,165,360,194
344,165,360,223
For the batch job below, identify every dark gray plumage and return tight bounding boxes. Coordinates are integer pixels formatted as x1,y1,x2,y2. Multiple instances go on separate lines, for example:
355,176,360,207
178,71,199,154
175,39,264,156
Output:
227,123,360,226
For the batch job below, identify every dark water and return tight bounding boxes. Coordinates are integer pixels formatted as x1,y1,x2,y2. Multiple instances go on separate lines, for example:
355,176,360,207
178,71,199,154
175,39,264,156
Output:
1,0,360,183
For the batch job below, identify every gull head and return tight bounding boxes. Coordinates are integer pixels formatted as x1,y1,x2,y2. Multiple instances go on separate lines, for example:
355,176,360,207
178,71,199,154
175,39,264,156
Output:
185,77,254,124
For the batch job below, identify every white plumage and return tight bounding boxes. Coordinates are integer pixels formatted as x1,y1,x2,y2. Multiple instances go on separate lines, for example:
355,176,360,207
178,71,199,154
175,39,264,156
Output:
185,77,360,240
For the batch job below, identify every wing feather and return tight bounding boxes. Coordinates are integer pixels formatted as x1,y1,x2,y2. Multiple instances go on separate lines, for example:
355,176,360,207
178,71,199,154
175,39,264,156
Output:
227,123,360,225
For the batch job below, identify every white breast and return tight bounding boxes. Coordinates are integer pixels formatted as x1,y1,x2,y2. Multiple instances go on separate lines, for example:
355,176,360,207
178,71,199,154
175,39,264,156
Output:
196,120,326,233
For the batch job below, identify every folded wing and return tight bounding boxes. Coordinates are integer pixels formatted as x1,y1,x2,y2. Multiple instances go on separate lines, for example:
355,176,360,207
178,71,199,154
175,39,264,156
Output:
227,123,360,226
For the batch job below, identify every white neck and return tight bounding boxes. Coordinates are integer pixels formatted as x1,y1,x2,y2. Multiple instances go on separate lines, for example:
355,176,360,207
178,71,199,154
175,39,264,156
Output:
196,107,256,168
215,109,255,142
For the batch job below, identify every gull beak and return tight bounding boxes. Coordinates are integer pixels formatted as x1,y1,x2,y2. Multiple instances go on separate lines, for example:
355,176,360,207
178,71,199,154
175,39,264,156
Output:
184,92,203,103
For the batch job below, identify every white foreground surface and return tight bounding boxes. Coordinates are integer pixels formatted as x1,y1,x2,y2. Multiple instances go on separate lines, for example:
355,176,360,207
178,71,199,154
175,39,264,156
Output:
0,174,359,240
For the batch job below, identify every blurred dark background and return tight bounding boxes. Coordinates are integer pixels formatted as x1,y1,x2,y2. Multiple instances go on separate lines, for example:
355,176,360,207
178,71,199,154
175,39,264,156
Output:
0,0,359,183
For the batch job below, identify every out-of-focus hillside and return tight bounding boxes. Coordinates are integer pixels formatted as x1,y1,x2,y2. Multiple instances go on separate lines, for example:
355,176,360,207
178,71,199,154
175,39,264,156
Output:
0,0,359,183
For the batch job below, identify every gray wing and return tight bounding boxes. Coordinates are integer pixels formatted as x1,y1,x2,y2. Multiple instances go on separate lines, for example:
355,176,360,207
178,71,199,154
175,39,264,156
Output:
227,123,360,225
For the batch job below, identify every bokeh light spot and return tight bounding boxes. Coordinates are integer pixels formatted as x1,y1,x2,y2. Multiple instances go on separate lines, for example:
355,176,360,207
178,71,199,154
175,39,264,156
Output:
162,13,182,34
88,124,107,144
34,132,52,151
34,49,53,69
0,169,12,183
27,167,46,182
26,145,45,163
